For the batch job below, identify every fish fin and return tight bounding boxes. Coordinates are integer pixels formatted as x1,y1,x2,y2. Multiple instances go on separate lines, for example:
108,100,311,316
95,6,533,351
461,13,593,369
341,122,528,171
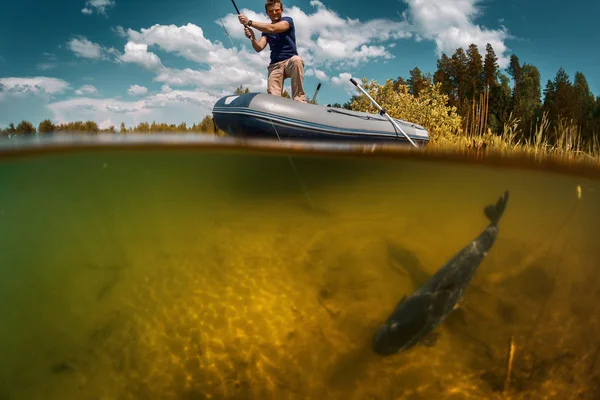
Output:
484,191,510,224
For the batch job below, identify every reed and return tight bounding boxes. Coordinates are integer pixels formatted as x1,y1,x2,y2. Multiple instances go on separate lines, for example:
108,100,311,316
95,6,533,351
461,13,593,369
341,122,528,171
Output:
429,111,600,164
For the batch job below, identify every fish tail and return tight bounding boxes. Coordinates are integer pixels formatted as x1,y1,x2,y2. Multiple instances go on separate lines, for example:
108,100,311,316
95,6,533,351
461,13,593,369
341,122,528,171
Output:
484,191,509,225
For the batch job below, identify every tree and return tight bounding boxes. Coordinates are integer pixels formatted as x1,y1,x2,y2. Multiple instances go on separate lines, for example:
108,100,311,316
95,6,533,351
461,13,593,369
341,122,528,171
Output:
234,85,250,95
392,76,408,92
450,48,469,109
573,71,595,139
120,122,127,133
488,73,513,133
552,67,576,122
483,43,499,89
507,54,521,92
466,44,484,100
85,120,99,133
433,53,454,104
542,79,557,122
407,67,430,97
513,63,542,137
38,119,55,134
15,120,36,135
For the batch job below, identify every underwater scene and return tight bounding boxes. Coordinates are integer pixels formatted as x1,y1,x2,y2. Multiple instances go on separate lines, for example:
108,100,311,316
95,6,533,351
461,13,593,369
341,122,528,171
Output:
1,139,600,399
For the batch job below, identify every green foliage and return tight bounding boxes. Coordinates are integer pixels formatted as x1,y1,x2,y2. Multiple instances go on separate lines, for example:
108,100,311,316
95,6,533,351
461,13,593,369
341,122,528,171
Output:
38,119,55,134
483,43,499,89
234,85,251,95
15,120,36,135
344,78,462,143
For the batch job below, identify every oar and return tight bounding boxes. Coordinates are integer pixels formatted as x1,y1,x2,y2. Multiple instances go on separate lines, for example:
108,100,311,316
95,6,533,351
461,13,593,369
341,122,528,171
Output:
349,77,418,148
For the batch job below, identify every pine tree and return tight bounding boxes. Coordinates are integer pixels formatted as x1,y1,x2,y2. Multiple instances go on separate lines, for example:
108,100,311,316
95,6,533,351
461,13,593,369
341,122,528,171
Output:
573,71,595,139
483,43,499,89
407,67,429,97
552,67,576,122
450,48,469,110
433,54,454,105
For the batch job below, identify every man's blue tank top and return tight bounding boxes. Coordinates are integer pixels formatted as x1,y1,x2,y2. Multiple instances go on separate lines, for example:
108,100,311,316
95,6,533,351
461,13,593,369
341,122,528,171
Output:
261,16,298,65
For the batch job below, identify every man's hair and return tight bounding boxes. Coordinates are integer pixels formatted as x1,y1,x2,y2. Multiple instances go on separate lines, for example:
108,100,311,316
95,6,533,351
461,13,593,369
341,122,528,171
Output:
265,0,283,12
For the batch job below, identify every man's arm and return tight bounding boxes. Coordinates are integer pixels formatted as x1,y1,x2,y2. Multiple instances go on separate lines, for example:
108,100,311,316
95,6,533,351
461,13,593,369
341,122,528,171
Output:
238,14,290,34
249,19,290,34
245,27,268,52
251,35,268,52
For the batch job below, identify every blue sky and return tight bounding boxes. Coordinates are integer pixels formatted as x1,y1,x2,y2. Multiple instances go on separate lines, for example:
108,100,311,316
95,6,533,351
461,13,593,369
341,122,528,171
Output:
1,0,598,129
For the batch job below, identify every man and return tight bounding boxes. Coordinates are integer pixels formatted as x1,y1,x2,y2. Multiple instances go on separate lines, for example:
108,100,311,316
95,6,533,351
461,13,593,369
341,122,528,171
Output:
238,0,307,103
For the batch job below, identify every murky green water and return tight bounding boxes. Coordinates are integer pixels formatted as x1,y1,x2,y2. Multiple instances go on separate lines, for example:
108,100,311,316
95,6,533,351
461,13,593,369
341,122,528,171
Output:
1,137,600,399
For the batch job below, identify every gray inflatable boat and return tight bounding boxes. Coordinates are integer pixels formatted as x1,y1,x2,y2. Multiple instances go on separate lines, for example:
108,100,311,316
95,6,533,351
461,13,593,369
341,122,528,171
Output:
212,93,429,146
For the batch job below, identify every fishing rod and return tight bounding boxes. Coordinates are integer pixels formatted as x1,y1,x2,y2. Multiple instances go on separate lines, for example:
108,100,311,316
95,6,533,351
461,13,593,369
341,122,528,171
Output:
310,82,322,104
230,0,241,16
349,77,418,148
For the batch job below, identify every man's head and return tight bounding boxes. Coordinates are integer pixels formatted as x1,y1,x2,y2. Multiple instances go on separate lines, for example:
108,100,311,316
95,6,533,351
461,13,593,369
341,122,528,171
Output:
265,0,283,23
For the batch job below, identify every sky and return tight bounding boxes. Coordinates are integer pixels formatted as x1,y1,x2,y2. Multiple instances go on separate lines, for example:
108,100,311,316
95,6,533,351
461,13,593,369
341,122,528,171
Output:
0,0,598,130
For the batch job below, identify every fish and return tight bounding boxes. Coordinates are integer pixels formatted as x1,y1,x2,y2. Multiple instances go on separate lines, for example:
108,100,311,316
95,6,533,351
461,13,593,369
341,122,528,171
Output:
372,191,510,356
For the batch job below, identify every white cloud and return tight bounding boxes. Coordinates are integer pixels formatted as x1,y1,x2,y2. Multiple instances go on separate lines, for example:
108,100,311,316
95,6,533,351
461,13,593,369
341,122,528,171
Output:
161,84,173,93
81,0,115,16
330,72,353,87
87,0,512,101
220,2,412,69
47,89,218,129
0,77,71,128
127,84,148,96
0,77,70,98
119,42,163,70
153,66,266,93
68,37,120,60
75,84,98,95
400,0,511,67
306,68,329,82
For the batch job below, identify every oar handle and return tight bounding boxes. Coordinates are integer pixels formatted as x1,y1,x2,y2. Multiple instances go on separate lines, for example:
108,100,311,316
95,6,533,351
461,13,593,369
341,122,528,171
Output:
349,77,418,148
350,78,383,113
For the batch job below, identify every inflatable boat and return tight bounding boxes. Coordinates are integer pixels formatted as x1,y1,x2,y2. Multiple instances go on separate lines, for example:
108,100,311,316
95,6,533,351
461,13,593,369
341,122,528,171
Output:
212,92,429,146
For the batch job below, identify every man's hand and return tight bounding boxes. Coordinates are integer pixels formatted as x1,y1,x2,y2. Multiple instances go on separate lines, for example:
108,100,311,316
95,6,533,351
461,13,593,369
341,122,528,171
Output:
244,26,255,40
238,14,249,25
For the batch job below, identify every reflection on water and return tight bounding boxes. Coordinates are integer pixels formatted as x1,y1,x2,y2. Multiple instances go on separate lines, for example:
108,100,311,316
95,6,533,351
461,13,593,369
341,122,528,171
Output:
1,136,600,399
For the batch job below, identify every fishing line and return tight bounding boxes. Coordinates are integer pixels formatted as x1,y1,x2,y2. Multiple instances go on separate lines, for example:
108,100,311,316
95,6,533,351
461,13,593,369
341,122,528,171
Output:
210,0,317,209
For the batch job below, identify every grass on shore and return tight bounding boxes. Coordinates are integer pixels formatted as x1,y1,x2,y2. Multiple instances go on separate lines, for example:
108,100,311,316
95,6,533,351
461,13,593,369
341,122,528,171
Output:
429,112,600,164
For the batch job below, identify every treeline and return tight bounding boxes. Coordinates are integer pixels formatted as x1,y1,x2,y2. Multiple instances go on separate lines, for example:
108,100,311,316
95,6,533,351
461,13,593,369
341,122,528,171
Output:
334,43,600,144
3,45,598,145
0,115,222,137
0,85,285,138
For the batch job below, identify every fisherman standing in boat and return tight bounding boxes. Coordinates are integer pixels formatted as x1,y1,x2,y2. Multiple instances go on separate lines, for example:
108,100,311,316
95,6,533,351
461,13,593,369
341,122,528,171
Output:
237,0,307,103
